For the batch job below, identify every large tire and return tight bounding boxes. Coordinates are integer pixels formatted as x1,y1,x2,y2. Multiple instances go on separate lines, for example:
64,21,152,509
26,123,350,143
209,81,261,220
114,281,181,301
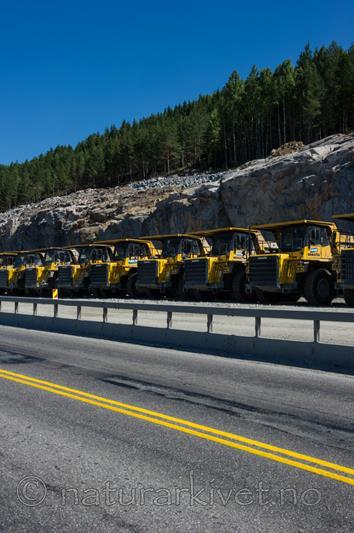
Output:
127,273,141,298
304,269,334,306
231,269,248,302
343,289,354,307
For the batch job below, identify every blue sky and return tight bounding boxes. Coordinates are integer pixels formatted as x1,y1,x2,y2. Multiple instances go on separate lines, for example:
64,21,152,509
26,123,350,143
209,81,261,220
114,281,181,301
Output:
1,0,353,164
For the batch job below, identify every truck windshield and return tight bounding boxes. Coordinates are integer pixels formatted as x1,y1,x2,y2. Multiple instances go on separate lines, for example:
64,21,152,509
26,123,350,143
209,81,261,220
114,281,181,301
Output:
14,256,26,268
0,256,15,266
277,226,307,252
78,248,93,264
114,242,148,260
258,230,279,252
89,248,111,262
210,233,232,255
79,248,111,263
114,243,129,260
210,233,255,255
275,225,329,252
161,239,181,258
44,250,72,265
23,254,43,266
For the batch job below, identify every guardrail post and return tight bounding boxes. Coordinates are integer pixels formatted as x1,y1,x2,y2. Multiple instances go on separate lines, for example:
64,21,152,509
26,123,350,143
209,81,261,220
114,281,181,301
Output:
77,306,82,320
314,320,320,343
103,307,108,323
132,309,138,326
167,311,173,329
54,303,58,318
207,314,213,333
255,316,261,338
33,303,37,316
14,302,19,314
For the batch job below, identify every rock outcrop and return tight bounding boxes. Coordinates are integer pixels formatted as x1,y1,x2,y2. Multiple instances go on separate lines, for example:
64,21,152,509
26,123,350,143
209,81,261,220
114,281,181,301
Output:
1,133,353,250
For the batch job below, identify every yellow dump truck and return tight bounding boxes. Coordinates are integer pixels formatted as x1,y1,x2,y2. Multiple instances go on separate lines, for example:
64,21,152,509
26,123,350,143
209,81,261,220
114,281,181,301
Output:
184,227,275,301
24,247,77,295
0,253,17,293
17,251,47,293
88,238,158,297
332,213,354,306
249,219,344,305
136,234,207,298
57,244,113,295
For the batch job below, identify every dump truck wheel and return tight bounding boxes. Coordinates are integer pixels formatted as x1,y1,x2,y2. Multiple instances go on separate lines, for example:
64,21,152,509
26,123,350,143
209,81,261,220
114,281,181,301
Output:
343,289,354,306
304,269,334,306
231,270,247,302
127,273,140,298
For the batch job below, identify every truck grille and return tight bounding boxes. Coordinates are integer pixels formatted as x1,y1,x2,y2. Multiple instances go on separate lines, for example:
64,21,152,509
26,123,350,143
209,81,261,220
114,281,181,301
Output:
57,266,73,287
25,269,38,288
184,259,208,286
137,261,158,285
89,264,109,287
341,249,354,286
0,270,9,288
249,255,279,288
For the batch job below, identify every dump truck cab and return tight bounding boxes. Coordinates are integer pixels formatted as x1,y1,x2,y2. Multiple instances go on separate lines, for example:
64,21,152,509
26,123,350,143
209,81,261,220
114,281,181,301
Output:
24,247,76,294
332,213,354,306
57,244,113,295
136,234,206,297
0,253,17,293
88,238,158,297
184,227,271,301
249,220,340,305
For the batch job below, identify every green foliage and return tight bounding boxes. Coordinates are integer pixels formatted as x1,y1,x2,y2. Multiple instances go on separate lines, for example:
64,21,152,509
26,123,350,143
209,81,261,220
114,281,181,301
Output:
0,42,353,211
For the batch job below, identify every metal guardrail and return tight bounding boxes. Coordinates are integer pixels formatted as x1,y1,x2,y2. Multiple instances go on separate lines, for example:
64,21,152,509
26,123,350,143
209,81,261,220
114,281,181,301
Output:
1,296,354,344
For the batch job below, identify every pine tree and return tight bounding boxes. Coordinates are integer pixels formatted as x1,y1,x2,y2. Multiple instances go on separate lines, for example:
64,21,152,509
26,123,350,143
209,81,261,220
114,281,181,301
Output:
0,42,352,211
296,45,322,142
274,60,295,144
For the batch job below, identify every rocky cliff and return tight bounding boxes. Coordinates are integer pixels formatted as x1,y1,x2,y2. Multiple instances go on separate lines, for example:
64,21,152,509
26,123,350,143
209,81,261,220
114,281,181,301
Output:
1,133,353,250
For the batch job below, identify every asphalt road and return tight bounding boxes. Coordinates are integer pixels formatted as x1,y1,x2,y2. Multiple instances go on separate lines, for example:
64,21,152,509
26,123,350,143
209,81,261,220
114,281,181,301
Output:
0,325,353,532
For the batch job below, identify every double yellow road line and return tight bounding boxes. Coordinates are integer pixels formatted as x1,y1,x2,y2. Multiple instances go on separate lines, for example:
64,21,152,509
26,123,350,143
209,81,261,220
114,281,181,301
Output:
0,367,353,486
